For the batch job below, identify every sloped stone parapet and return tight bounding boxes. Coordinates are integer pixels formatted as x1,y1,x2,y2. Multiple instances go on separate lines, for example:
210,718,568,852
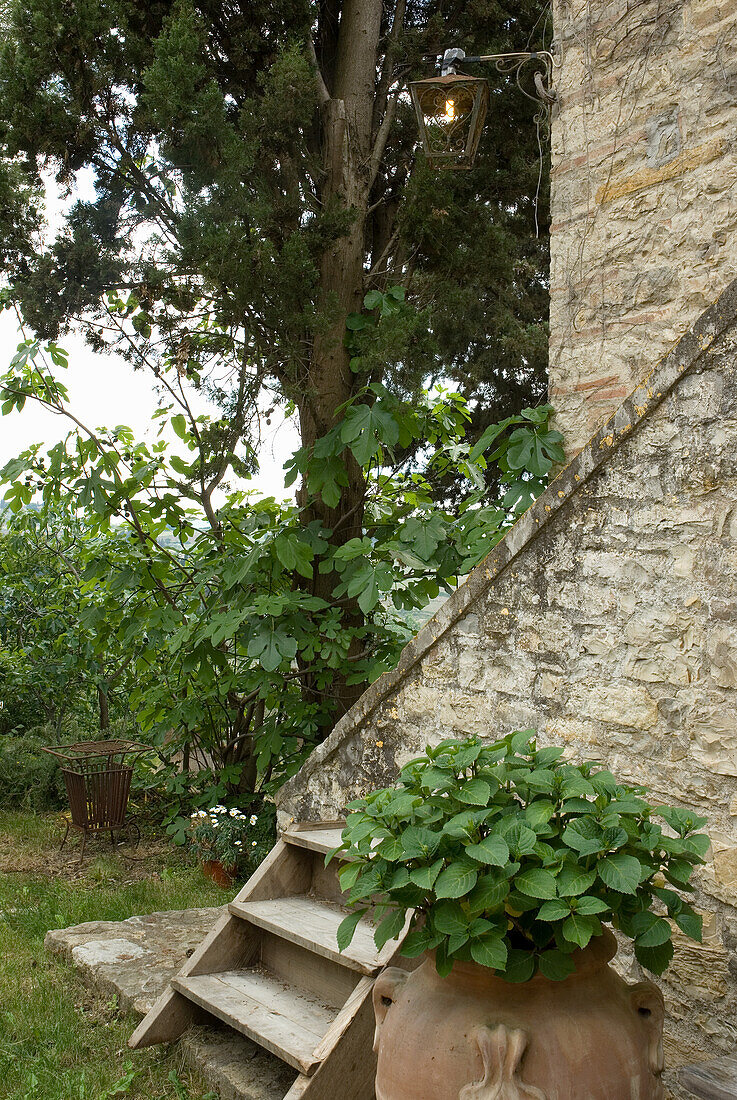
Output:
277,279,737,1087
277,277,737,823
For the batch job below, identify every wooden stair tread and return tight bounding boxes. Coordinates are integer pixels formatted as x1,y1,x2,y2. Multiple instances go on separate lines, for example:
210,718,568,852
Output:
171,967,339,1075
229,895,385,974
283,824,346,858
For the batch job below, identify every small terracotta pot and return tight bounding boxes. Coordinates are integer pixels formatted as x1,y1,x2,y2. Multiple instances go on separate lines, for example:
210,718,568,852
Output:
372,930,665,1100
200,859,236,888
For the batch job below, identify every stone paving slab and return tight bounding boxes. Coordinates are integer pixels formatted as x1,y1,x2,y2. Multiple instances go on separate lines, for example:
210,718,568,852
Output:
45,907,299,1100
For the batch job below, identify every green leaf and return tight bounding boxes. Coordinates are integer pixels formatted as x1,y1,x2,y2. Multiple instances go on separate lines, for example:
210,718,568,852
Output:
419,766,455,792
401,924,442,958
537,899,570,922
598,853,642,894
465,835,509,867
538,949,576,981
574,896,610,916
434,859,479,900
634,937,674,976
496,820,537,858
466,874,510,914
443,811,478,838
636,917,672,948
171,414,188,439
374,909,407,950
469,419,513,463
337,909,367,952
337,861,362,889
502,949,537,983
681,833,711,858
401,826,441,860
556,864,597,897
470,934,508,971
409,859,444,889
432,901,470,936
345,312,372,330
659,807,708,837
674,906,702,943
514,867,558,900
562,912,599,949
562,818,604,857
434,942,453,978
664,859,696,887
456,778,491,806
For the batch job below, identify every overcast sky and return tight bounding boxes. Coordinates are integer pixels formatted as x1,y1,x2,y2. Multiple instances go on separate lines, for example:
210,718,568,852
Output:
0,168,299,503
0,311,299,502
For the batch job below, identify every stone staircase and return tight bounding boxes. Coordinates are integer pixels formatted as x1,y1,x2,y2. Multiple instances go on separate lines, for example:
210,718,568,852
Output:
129,822,408,1099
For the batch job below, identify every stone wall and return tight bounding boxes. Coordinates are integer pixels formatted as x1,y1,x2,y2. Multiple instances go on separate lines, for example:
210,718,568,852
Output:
549,0,737,456
277,283,737,1086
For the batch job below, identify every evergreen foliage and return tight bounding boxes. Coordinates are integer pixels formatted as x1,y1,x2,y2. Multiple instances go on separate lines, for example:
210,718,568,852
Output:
0,0,551,472
0,0,554,767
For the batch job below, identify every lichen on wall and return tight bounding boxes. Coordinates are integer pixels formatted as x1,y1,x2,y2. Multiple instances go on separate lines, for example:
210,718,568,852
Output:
277,285,737,1084
549,0,737,456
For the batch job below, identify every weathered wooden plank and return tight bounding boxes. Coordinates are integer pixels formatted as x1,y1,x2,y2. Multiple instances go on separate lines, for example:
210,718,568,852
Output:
680,1057,737,1100
283,824,347,858
172,968,338,1076
260,930,357,1007
129,840,308,1049
284,975,377,1100
229,896,385,974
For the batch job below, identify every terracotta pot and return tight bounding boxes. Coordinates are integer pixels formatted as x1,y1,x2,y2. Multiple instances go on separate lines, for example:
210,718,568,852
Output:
372,930,665,1100
200,859,236,888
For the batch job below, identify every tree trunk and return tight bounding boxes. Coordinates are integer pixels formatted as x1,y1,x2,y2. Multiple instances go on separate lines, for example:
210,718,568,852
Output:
98,685,110,731
299,0,384,728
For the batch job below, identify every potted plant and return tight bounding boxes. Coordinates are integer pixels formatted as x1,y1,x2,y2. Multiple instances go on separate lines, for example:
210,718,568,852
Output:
188,803,274,887
333,731,709,1100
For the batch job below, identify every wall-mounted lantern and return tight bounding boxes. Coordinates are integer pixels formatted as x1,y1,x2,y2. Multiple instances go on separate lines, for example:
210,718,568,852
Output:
410,48,556,170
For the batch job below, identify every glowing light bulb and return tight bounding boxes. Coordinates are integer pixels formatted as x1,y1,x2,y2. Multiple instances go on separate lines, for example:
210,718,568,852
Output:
443,98,456,123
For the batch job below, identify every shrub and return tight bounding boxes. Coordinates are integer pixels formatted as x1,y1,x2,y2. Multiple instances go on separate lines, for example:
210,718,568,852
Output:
334,731,709,982
0,733,66,811
186,800,276,878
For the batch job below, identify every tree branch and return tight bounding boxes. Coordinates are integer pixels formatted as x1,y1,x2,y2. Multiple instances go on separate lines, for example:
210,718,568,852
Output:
307,34,331,106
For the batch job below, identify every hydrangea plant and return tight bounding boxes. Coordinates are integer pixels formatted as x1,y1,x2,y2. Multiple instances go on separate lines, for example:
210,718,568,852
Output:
332,732,709,981
188,803,275,875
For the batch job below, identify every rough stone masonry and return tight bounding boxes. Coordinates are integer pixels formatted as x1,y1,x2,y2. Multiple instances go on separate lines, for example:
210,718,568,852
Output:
277,279,737,1083
278,14,737,1084
549,0,737,456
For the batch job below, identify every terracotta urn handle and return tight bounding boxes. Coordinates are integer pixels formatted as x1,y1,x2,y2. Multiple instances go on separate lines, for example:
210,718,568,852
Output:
372,967,409,1053
629,981,665,1075
459,1025,547,1100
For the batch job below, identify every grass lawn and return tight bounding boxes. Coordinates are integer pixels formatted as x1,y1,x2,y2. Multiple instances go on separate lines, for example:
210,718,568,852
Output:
0,811,228,1100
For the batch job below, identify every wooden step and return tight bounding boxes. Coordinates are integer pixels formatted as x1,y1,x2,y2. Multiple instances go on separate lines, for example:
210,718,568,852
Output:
283,822,347,858
229,895,388,975
171,967,339,1075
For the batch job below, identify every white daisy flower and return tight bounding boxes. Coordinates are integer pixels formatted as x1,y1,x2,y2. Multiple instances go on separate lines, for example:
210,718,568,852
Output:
249,815,258,825
251,841,257,847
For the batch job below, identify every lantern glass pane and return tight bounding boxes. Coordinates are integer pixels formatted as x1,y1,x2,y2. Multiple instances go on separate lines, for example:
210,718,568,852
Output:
410,75,489,168
416,83,476,160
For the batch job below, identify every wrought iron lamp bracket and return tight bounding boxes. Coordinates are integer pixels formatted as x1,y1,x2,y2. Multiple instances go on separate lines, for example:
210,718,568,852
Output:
441,48,556,123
